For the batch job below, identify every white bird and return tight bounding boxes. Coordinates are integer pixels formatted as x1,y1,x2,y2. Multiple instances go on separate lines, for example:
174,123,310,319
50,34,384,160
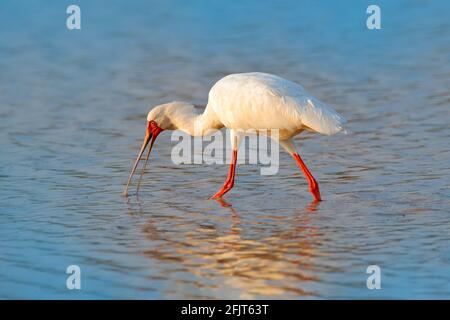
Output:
124,72,346,202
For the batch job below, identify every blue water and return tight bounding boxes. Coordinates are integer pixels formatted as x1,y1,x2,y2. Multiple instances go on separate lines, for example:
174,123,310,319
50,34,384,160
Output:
0,0,449,299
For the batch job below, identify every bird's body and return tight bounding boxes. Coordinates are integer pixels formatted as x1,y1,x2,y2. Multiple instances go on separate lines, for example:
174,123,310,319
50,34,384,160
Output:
125,72,346,201
207,73,345,138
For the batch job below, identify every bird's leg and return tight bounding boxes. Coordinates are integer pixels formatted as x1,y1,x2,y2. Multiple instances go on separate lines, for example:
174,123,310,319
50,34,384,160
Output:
292,153,321,202
211,149,238,199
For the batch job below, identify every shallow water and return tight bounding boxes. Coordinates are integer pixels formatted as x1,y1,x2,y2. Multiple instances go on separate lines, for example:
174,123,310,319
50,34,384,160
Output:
0,0,449,299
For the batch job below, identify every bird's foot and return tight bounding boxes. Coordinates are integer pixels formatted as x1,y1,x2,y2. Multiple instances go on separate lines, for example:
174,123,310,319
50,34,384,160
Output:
210,185,232,199
310,187,321,202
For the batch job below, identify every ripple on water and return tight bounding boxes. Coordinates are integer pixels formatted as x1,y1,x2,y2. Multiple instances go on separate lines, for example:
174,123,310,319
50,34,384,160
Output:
1,1,450,299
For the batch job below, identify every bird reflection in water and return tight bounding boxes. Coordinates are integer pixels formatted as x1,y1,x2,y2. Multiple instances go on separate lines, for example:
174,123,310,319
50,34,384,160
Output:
126,197,323,299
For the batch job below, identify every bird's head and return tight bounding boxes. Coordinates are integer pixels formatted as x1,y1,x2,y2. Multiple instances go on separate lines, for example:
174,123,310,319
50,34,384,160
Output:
146,101,196,130
123,101,193,196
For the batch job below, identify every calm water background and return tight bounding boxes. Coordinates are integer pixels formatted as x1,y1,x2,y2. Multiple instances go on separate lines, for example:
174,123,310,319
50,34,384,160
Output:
0,0,449,299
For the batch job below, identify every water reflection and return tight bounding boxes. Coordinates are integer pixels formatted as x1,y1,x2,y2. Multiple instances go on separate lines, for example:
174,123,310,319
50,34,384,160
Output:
127,197,321,298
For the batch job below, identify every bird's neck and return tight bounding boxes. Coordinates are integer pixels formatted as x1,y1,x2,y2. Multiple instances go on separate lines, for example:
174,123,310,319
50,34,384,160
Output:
173,106,222,136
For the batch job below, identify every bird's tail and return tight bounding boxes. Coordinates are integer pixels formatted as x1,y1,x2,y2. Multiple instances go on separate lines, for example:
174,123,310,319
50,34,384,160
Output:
299,98,347,135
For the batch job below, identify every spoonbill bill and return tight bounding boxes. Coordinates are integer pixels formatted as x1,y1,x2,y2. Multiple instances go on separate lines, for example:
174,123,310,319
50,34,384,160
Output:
124,72,346,201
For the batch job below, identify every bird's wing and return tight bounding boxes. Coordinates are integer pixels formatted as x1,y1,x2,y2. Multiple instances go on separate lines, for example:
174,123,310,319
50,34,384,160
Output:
291,95,347,135
254,74,346,135
246,74,347,135
209,73,346,135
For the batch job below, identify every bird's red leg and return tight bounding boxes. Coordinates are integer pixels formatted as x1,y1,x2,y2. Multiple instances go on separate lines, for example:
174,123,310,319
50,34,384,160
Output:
211,149,238,199
292,153,321,202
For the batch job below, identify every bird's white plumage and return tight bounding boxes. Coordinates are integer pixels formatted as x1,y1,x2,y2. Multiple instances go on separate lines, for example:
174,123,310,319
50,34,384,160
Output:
129,72,345,200
146,72,346,140
206,72,346,137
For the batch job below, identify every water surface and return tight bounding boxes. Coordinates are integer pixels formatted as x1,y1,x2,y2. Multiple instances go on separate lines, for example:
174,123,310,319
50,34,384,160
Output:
0,0,449,299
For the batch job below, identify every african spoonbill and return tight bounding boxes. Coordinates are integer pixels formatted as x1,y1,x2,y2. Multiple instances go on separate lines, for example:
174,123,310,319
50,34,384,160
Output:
124,72,346,202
